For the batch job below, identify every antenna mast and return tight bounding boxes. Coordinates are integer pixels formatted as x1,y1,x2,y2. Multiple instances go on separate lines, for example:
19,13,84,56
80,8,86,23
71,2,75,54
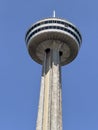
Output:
53,10,56,17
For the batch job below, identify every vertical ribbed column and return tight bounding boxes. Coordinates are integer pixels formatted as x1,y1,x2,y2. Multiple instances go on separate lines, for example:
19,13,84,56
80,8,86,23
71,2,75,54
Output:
36,55,45,130
36,47,62,130
51,49,62,130
43,49,52,130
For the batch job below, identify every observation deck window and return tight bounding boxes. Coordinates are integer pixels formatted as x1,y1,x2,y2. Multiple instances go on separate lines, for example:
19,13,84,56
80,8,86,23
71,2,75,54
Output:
26,25,81,45
26,19,82,42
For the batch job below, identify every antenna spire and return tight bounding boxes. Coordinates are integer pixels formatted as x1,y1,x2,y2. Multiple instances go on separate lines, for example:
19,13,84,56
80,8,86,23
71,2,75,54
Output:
53,10,56,17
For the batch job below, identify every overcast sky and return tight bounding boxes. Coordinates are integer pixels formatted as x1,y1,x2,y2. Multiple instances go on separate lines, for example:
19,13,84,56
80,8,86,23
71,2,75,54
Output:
0,0,98,130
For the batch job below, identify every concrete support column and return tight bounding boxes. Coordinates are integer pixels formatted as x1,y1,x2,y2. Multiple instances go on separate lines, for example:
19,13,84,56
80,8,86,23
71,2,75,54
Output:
36,62,45,130
36,46,62,130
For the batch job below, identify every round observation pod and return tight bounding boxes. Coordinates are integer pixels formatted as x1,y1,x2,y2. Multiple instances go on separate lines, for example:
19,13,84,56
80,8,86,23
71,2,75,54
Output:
25,17,82,66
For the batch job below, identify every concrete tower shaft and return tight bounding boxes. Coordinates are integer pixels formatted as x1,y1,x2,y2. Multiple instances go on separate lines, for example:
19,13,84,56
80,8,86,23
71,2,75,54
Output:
36,46,62,130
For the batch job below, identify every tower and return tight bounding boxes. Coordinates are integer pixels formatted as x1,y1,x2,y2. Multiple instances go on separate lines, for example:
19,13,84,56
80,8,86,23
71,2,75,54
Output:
25,15,82,130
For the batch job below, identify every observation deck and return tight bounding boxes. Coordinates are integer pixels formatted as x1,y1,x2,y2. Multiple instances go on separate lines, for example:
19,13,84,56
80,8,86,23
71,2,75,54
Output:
25,17,82,65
